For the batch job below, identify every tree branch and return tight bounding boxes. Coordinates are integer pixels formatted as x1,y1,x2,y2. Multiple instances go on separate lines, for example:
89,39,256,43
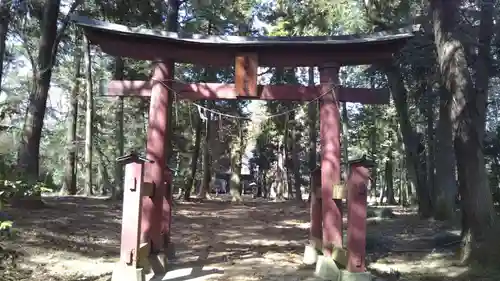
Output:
51,0,82,60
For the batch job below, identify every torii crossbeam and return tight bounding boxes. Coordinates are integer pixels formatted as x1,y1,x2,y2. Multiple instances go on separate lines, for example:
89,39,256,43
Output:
71,14,414,281
107,81,390,104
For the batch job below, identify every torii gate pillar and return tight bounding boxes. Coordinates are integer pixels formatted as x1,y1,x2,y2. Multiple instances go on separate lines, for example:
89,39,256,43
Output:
319,64,343,255
141,61,173,272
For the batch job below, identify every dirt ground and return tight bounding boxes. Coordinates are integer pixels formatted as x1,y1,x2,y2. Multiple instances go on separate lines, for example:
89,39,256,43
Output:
1,195,497,281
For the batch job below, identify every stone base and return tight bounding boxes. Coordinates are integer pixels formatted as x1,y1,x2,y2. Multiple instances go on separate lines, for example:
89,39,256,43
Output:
341,271,372,281
314,255,341,281
111,262,146,281
303,244,319,265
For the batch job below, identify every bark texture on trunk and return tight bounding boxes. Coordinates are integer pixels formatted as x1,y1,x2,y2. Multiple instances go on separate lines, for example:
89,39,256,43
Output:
307,67,318,201
113,57,125,199
434,87,457,220
62,33,82,196
431,0,496,263
385,64,432,217
17,0,61,184
164,0,180,163
0,3,10,93
229,118,243,202
385,151,396,204
200,100,213,199
291,121,302,200
184,113,202,201
83,38,93,196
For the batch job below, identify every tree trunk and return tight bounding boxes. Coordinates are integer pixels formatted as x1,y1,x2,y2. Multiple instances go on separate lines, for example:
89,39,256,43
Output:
424,89,436,209
185,112,202,201
274,141,286,200
113,57,125,200
164,0,180,162
200,100,213,199
283,114,293,198
291,116,302,201
263,170,269,198
385,64,431,217
83,37,93,196
430,0,496,263
0,3,10,93
229,119,243,202
399,157,408,206
307,67,317,201
237,120,245,195
385,151,396,204
62,32,82,196
434,86,457,220
473,0,493,142
256,167,263,197
369,105,378,200
97,148,112,196
17,0,61,194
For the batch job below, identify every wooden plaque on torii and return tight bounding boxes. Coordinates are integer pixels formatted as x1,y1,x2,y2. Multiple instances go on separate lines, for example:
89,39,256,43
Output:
235,53,258,97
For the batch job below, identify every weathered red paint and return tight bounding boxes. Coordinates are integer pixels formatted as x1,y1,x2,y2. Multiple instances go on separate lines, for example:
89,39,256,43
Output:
310,168,323,243
319,65,343,255
162,167,173,247
141,62,171,252
346,162,371,272
119,162,144,266
107,80,390,104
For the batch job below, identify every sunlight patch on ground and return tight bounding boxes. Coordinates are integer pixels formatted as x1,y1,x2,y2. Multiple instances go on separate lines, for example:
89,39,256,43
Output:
25,251,115,277
224,239,302,247
161,266,225,281
278,219,309,229
369,252,468,278
212,251,312,281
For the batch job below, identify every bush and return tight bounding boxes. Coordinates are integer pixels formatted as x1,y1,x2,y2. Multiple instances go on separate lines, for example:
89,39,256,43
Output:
0,186,13,238
0,179,53,199
0,183,17,270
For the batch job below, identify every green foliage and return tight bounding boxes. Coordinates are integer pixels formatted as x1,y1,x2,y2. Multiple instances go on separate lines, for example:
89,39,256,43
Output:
0,180,53,199
0,220,13,232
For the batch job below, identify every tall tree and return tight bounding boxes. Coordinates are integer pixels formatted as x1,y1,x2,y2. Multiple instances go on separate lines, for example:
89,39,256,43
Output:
61,32,83,195
307,67,318,201
17,0,80,186
430,0,496,263
113,58,125,199
83,36,93,196
165,0,180,162
0,2,10,92
184,111,202,201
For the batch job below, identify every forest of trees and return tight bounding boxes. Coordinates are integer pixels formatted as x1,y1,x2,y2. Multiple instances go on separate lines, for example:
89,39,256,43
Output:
0,0,499,268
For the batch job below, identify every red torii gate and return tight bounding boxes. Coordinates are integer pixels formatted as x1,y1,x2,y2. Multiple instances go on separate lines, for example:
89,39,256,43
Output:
72,15,413,281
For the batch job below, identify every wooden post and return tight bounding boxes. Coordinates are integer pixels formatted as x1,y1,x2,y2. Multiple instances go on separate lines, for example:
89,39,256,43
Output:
119,161,144,266
142,62,171,253
113,153,153,281
346,156,374,272
319,64,343,256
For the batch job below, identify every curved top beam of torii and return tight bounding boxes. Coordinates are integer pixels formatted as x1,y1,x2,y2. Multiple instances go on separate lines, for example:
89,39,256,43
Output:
70,14,416,67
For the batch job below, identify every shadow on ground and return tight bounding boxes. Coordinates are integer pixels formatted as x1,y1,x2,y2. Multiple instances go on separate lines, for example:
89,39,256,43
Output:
3,195,498,281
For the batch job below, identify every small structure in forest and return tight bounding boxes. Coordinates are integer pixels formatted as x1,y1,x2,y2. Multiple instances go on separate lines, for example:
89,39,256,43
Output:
71,14,414,281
